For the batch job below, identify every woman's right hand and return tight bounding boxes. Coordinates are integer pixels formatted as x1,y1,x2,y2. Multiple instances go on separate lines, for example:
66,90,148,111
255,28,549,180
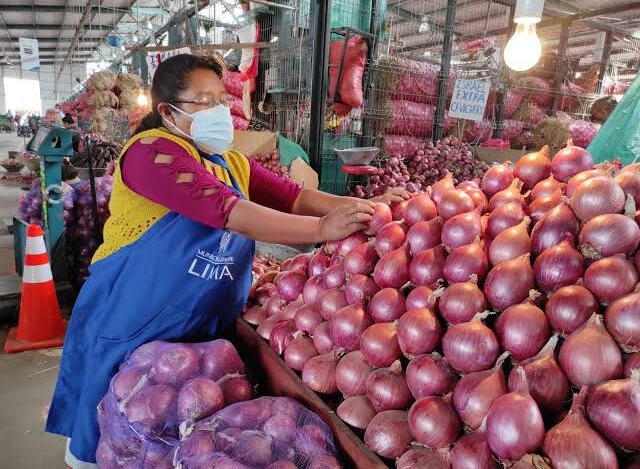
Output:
319,201,375,241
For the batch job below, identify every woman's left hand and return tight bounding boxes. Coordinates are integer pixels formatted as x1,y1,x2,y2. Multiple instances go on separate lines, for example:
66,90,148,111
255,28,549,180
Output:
369,187,411,205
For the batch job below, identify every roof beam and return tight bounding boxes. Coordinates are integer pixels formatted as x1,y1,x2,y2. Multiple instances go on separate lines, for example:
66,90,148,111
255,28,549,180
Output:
2,24,112,30
56,0,97,81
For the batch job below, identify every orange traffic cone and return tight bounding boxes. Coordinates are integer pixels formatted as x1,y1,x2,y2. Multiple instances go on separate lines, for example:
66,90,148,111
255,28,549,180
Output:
4,224,67,353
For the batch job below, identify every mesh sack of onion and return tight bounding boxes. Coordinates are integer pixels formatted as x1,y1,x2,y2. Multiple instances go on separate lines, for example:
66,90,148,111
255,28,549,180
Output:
244,140,640,467
96,339,253,468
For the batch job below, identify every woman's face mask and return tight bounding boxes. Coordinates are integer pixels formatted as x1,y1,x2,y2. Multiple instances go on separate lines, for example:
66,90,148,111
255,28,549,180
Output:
164,102,234,155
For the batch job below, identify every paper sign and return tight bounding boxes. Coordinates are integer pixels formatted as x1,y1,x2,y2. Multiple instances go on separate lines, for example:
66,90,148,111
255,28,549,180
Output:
146,47,191,79
448,79,490,121
19,37,40,71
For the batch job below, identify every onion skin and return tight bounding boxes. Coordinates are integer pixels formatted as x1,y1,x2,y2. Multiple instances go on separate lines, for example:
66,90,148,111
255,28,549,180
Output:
487,201,526,239
551,145,595,182
408,396,461,448
397,447,451,469
533,240,584,293
301,352,339,394
605,292,640,352
559,314,623,386
531,175,564,201
528,190,563,223
369,287,406,323
364,410,413,459
444,241,489,284
570,176,625,222
587,370,640,451
441,209,482,249
404,193,438,226
338,232,368,258
510,454,551,469
626,353,640,377
397,307,442,358
545,285,598,335
303,275,326,307
323,263,346,289
375,222,406,257
335,350,373,397
360,322,402,368
616,169,640,207
431,172,455,205
583,256,639,305
406,286,437,310
366,361,412,412
508,335,569,416
443,314,499,374
566,168,607,197
391,199,409,220
406,218,443,255
530,203,580,255
308,251,331,276
542,387,618,469
373,244,411,289
410,245,447,288
369,203,393,234
284,335,318,371
580,214,640,260
312,321,334,354
489,219,531,266
481,163,514,197
452,354,508,430
439,282,488,324
406,353,458,399
451,430,498,469
345,274,379,305
243,305,267,326
317,288,348,321
294,304,324,334
495,304,550,361
438,189,475,221
484,254,534,312
513,148,551,190
489,179,526,212
486,368,545,461
343,242,378,276
336,395,376,429
464,187,489,214
270,319,297,355
329,303,373,352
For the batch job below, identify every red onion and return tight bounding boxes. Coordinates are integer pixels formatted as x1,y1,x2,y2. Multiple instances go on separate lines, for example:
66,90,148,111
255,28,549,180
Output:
243,305,267,326
338,232,368,258
444,240,489,284
528,190,563,223
452,352,508,430
375,222,406,257
551,144,595,182
408,395,461,448
605,292,640,352
324,240,340,255
406,218,443,255
366,360,412,412
431,172,455,205
443,313,499,374
322,263,346,289
571,176,625,222
463,187,489,213
373,244,411,289
335,350,373,397
489,219,531,266
566,168,607,197
284,335,318,371
531,203,580,255
437,189,474,220
281,299,303,319
264,295,286,317
270,319,297,355
489,179,526,212
439,282,487,324
487,201,526,239
257,314,284,340
533,240,584,293
303,275,326,306
406,353,458,399
336,395,376,429
626,353,640,377
343,242,377,276
579,213,640,259
254,283,277,306
510,454,551,468
545,285,599,335
301,352,339,394
396,447,451,469
294,304,323,334
308,251,331,276
344,274,379,305
513,148,552,190
584,256,639,305
484,254,534,312
495,304,550,361
615,169,640,207
368,203,392,234
360,322,401,368
404,193,437,226
397,307,442,358
364,410,413,459
486,368,545,460
312,321,334,354
318,288,348,320
406,286,436,310
451,429,497,469
410,245,447,288
391,199,408,221
481,163,514,197
441,209,482,249
559,314,623,386
329,303,372,352
508,335,569,416
531,175,564,201
587,370,640,451
369,287,405,323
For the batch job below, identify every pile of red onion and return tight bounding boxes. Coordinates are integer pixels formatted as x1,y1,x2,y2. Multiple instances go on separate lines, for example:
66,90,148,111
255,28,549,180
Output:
243,141,640,466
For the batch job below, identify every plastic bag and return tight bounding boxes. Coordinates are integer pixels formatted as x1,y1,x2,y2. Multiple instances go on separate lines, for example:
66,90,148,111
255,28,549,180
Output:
175,396,342,469
382,135,427,158
232,115,250,130
386,101,434,137
223,71,245,99
379,56,439,104
463,119,493,144
565,118,600,149
97,339,252,468
328,35,367,110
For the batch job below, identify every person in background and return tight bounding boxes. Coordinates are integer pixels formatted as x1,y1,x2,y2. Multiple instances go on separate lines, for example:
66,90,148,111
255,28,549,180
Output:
62,113,81,153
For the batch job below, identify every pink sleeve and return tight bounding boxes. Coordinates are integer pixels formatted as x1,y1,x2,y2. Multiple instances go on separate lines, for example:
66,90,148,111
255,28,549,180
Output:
248,158,302,213
121,138,239,230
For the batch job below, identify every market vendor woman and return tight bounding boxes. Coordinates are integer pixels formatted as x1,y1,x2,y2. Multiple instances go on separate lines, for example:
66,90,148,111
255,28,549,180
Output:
46,54,408,467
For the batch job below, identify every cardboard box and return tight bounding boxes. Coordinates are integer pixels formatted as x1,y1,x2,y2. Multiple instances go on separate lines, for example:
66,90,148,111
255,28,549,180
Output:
476,147,529,164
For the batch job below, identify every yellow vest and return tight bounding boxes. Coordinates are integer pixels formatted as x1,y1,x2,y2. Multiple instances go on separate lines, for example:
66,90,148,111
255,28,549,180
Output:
92,128,250,263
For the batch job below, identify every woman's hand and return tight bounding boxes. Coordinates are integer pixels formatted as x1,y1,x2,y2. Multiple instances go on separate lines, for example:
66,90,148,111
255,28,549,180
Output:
319,201,375,241
370,187,411,205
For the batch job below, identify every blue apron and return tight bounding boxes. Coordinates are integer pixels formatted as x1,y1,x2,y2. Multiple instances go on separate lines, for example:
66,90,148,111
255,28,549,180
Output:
46,153,255,464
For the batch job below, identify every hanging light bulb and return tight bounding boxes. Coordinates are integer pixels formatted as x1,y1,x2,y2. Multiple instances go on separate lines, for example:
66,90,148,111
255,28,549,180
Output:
504,0,544,72
120,44,126,52
132,33,139,44
418,16,430,34
146,19,153,30
423,50,431,58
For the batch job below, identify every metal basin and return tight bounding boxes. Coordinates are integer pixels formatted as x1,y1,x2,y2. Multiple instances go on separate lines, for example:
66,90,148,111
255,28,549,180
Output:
334,147,380,166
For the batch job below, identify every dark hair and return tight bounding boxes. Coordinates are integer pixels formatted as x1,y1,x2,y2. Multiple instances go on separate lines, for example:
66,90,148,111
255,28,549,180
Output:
135,54,224,134
62,113,74,124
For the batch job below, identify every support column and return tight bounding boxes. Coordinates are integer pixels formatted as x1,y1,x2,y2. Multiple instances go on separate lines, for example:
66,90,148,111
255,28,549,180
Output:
551,20,570,115
433,0,457,142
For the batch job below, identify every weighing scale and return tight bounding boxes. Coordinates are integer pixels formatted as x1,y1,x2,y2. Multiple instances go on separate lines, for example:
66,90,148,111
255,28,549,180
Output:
334,147,380,196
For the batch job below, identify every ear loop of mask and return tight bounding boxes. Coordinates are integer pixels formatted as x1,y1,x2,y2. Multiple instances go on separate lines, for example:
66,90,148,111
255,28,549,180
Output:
162,104,192,140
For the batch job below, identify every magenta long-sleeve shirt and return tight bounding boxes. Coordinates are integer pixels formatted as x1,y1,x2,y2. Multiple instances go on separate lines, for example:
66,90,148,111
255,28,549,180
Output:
121,138,302,230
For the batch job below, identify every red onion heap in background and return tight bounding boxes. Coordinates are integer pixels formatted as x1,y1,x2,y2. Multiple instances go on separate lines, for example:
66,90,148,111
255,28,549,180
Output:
243,141,640,466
